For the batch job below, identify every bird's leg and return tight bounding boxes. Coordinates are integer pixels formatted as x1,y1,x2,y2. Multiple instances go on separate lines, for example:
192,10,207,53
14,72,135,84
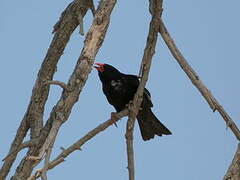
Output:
111,112,118,128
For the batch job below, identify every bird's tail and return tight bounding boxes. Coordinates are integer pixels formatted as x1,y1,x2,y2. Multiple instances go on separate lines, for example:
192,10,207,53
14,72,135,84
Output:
137,108,171,141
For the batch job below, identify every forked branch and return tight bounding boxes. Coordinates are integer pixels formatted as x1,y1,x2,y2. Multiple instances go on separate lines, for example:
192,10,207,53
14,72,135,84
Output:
2,139,37,161
28,109,129,179
24,1,117,179
0,1,95,179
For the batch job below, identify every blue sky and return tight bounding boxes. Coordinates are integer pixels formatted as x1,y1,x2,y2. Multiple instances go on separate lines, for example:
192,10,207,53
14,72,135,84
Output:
1,0,240,179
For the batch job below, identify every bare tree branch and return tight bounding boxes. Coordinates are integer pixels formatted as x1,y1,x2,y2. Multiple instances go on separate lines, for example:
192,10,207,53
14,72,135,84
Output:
2,139,37,162
159,17,240,179
223,143,240,180
41,142,54,180
0,1,94,179
3,0,238,179
52,0,95,34
0,0,116,179
27,0,117,170
125,0,163,179
29,120,62,164
0,114,29,179
30,109,129,179
7,0,117,179
158,19,240,141
78,13,85,35
44,81,69,91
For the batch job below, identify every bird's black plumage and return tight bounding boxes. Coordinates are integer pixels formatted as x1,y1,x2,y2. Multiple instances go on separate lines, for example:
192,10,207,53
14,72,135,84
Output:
95,63,171,141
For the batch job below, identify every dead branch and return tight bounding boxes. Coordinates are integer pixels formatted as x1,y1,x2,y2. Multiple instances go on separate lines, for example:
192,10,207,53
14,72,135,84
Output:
223,143,240,180
30,109,129,179
41,142,54,180
26,117,69,166
158,19,240,141
0,1,95,179
7,0,117,179
44,80,69,91
125,0,163,180
53,0,95,34
27,174,37,180
0,115,29,179
78,13,85,35
24,0,117,175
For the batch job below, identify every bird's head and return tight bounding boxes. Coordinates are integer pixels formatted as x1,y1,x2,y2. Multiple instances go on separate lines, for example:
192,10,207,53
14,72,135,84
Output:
94,62,105,72
94,63,122,83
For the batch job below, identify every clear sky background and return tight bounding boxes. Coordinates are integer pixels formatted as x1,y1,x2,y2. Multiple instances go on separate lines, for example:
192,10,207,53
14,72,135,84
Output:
1,0,240,179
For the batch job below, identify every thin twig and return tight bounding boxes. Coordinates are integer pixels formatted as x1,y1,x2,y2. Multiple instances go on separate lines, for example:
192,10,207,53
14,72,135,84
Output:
125,1,162,180
159,18,240,141
31,109,129,179
78,13,84,35
44,81,69,91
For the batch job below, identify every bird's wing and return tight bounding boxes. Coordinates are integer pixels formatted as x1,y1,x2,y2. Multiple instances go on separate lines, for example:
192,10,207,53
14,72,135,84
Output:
123,74,139,89
124,74,153,107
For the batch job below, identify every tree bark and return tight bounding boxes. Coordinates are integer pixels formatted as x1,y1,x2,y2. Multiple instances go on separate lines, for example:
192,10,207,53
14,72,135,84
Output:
224,144,240,180
0,1,94,179
125,0,162,179
0,0,117,179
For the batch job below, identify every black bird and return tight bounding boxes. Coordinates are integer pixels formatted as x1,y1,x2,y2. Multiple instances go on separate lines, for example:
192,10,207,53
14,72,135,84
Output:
94,63,171,141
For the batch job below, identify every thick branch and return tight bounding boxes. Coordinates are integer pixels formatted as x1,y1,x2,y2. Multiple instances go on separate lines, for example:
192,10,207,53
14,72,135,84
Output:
9,0,117,179
52,0,94,34
159,19,240,141
31,109,129,179
223,143,240,180
0,1,94,179
125,1,162,180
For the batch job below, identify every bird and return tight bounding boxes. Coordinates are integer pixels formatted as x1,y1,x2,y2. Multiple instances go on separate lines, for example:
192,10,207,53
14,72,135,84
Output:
94,63,171,141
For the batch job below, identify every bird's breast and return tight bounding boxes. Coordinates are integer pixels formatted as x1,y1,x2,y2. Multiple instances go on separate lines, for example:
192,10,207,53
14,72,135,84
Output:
103,80,135,112
110,80,122,91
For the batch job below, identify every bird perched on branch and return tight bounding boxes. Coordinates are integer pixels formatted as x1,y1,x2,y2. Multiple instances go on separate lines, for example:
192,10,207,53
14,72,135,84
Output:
94,63,171,141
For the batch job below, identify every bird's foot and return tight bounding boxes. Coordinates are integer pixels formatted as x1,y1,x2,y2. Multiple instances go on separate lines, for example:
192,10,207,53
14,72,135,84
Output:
111,112,118,128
